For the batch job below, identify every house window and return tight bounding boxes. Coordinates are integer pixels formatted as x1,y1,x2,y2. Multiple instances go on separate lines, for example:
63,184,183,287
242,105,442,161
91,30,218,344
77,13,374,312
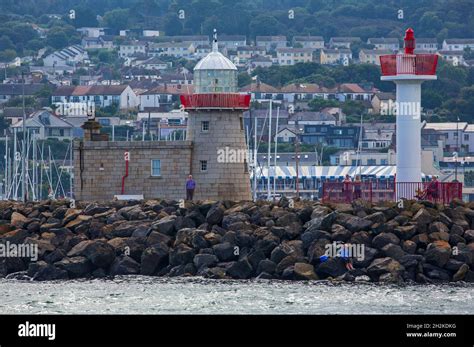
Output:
381,159,388,165
464,134,469,141
201,121,209,132
151,159,161,176
367,159,376,165
200,160,208,172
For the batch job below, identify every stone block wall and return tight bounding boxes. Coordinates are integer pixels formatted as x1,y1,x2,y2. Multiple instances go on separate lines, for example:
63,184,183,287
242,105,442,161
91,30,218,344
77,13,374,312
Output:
73,140,193,201
187,109,252,201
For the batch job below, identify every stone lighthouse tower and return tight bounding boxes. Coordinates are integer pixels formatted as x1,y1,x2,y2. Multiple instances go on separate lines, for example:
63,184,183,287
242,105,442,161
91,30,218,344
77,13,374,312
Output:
380,28,438,198
181,30,252,201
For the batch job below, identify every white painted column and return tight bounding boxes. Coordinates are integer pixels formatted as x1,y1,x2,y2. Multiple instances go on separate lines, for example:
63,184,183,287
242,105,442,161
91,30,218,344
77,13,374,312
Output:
395,80,422,183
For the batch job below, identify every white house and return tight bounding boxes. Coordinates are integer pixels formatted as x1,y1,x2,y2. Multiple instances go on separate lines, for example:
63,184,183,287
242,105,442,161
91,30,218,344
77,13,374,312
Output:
442,39,474,51
416,38,438,53
320,48,352,65
236,46,267,61
330,149,396,166
12,109,73,140
139,85,194,111
82,36,114,50
359,49,393,65
256,36,287,51
293,36,324,49
367,38,400,51
276,48,313,66
219,35,246,49
52,85,139,110
149,42,195,59
43,45,88,69
76,27,105,38
137,57,169,70
438,50,466,66
119,42,147,58
329,37,361,49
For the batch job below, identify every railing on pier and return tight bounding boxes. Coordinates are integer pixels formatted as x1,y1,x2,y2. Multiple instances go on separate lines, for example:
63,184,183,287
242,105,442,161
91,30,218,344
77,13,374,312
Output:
322,181,462,204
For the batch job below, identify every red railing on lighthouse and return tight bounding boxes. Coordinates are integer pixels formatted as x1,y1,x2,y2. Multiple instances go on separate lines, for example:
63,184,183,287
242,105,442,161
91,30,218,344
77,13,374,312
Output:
379,28,438,76
180,93,251,110
380,54,438,76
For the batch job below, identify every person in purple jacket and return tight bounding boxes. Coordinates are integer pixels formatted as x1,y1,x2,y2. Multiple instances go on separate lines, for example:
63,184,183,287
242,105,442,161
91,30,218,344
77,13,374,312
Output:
186,175,196,200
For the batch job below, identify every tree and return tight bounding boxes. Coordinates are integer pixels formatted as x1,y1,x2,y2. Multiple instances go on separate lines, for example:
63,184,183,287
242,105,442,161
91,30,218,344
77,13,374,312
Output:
308,98,340,111
71,6,99,28
0,49,17,62
46,28,69,49
238,72,252,88
249,15,284,37
163,15,183,36
103,9,130,31
0,35,15,51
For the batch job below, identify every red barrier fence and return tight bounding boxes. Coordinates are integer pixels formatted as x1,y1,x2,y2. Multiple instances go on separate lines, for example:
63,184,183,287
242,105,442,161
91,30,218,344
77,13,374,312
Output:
380,54,438,76
322,181,462,204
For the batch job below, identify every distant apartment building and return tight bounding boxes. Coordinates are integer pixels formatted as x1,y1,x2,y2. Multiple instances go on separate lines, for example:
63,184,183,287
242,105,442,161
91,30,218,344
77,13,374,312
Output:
194,44,227,59
236,46,267,61
416,38,438,53
300,124,361,148
149,42,195,59
292,36,324,49
52,85,139,110
142,30,162,37
81,36,114,50
139,85,193,111
438,50,466,66
359,49,393,65
329,37,361,49
256,36,287,51
119,42,147,58
330,149,395,166
160,35,209,46
442,39,474,51
219,35,247,49
287,111,337,126
423,122,472,153
360,123,395,149
367,38,400,51
247,55,272,70
276,48,313,65
320,48,352,64
137,57,169,70
0,84,45,104
43,45,88,69
76,27,106,38
240,81,280,102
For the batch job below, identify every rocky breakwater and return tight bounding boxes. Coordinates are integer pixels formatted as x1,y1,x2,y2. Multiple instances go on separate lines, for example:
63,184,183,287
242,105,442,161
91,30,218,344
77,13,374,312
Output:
0,198,474,284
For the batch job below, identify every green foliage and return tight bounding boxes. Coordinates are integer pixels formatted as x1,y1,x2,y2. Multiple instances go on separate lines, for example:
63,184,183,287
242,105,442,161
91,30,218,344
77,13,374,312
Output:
308,98,340,111
238,72,252,88
103,8,130,31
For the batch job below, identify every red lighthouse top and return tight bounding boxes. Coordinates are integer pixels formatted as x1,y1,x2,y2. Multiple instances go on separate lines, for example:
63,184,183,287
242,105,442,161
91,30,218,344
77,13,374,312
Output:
404,28,415,54
380,28,438,77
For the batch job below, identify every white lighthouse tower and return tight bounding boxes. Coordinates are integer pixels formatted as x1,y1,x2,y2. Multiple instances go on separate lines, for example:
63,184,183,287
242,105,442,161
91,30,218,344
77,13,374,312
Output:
380,28,438,198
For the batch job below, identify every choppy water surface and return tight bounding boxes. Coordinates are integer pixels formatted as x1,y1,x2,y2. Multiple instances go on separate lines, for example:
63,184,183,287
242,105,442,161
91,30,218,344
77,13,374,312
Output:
0,277,472,314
